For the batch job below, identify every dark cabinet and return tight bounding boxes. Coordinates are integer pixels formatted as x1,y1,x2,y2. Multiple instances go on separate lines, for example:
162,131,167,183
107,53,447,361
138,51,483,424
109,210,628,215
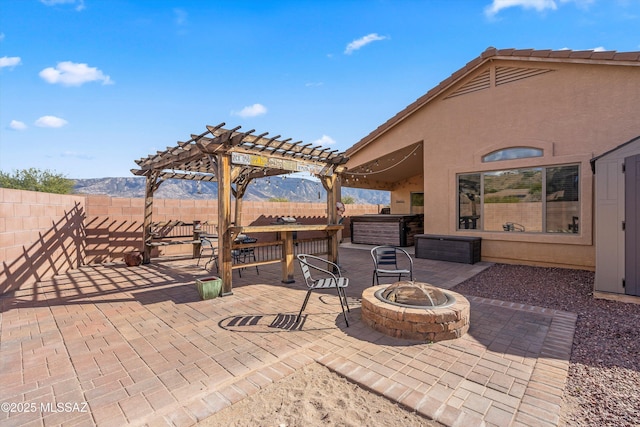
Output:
415,234,481,264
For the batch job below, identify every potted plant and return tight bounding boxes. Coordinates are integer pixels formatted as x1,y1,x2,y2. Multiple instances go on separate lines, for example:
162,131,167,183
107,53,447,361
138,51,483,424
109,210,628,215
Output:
195,276,222,299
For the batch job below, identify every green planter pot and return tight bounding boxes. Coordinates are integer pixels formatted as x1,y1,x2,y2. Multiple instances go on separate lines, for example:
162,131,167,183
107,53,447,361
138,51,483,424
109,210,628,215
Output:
195,276,222,300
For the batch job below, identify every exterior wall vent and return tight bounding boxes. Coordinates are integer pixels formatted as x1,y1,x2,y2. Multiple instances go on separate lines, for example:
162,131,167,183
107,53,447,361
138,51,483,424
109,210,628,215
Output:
495,66,554,86
445,69,490,99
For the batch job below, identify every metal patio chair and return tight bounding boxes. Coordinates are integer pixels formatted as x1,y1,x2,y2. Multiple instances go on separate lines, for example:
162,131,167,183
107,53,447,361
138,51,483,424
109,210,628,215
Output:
232,234,259,277
197,237,218,271
296,254,350,327
371,245,414,286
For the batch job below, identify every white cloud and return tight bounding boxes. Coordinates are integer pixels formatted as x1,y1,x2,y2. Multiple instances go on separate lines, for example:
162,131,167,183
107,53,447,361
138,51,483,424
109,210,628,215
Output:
485,0,556,16
39,61,113,86
313,135,336,146
0,56,21,68
344,33,387,55
9,120,27,131
174,8,188,26
35,116,68,128
40,0,85,11
305,82,324,87
231,103,267,118
560,46,607,51
61,151,93,159
484,0,593,17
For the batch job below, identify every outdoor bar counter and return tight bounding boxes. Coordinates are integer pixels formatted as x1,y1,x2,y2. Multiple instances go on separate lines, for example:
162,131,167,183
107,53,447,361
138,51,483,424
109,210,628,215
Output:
350,214,423,247
227,224,343,284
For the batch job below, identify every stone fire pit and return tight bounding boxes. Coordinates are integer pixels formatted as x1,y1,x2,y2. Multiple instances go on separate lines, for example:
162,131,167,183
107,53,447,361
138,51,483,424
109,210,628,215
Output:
361,281,470,342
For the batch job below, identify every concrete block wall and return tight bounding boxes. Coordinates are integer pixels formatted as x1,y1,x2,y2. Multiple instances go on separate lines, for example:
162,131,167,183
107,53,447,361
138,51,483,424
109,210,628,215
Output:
0,189,381,293
87,197,380,260
83,195,147,263
0,188,86,294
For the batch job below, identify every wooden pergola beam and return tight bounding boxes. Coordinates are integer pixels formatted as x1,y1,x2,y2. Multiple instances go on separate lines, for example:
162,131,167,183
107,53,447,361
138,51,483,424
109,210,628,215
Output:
133,123,350,295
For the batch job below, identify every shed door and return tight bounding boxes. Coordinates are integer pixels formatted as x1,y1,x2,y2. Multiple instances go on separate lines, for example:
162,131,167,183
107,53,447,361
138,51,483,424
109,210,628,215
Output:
626,154,640,296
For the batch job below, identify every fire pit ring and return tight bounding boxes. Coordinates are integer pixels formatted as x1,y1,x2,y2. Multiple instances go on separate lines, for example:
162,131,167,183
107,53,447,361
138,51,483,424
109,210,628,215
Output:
361,282,470,342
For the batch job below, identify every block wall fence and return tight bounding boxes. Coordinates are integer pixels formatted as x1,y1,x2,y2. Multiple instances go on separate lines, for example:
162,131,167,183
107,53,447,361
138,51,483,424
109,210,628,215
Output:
0,189,380,294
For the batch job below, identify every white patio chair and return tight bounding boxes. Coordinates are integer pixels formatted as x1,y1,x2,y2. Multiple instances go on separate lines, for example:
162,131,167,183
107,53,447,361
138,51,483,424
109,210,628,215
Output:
296,254,350,327
371,245,414,286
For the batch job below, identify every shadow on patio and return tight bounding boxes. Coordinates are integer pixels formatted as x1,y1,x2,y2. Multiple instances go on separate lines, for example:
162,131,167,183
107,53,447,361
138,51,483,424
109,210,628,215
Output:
0,246,575,427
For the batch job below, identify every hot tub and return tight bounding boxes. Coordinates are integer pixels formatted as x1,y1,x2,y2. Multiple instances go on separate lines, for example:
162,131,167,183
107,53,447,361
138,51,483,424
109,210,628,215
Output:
350,214,423,247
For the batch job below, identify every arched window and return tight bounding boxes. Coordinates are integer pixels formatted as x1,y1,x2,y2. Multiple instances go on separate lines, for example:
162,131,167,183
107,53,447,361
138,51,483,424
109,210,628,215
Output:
482,147,543,162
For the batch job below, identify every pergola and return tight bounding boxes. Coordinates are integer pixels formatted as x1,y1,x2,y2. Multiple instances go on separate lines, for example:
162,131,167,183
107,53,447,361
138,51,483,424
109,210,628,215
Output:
132,123,349,295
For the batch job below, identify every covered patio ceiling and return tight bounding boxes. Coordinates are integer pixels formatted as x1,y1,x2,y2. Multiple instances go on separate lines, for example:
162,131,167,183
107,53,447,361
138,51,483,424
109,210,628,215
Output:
341,142,423,190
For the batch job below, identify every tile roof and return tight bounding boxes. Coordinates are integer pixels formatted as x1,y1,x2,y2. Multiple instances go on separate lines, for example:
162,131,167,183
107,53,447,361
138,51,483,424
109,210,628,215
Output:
346,47,640,157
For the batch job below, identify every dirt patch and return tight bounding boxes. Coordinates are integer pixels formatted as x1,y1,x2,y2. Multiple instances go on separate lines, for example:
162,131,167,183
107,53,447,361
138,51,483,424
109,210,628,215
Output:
198,363,441,427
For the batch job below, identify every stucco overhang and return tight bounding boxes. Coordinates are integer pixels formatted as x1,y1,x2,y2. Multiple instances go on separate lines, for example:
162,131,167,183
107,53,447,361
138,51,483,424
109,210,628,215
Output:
342,142,423,190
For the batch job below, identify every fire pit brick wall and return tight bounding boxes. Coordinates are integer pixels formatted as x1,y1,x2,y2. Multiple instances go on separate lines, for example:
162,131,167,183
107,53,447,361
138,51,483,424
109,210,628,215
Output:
361,285,470,342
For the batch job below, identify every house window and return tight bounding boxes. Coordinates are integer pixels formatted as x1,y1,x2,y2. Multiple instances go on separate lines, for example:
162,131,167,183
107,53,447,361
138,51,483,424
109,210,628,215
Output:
546,165,580,233
458,174,481,229
483,147,543,162
484,168,542,232
457,164,580,233
411,192,424,214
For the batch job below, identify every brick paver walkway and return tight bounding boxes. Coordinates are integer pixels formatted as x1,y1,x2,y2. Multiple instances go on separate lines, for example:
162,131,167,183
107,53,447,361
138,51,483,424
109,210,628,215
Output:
0,246,576,426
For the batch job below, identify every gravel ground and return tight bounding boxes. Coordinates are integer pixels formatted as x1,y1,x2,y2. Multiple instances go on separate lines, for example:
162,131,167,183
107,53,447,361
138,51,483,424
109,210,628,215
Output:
453,264,640,427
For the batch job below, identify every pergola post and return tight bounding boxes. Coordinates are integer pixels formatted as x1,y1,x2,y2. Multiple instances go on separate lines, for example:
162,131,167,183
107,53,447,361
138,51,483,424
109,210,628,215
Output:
232,178,251,227
218,152,233,295
336,177,343,243
322,173,339,265
141,171,160,264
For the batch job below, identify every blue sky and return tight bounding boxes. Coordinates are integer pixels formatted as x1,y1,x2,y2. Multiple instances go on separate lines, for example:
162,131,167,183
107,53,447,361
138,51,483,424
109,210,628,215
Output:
1,0,639,179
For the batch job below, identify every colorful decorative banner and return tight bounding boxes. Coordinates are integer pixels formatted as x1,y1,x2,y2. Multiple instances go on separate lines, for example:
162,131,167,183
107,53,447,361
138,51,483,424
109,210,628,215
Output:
231,152,325,174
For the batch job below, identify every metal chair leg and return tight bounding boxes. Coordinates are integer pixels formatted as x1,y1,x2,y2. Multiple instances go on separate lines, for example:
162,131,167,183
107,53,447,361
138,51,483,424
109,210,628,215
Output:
335,287,349,327
338,287,350,313
251,251,259,275
297,290,312,322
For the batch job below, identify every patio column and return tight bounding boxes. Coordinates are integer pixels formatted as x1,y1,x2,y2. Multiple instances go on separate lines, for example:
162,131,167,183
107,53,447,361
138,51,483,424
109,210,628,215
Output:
232,178,251,227
218,152,233,295
142,171,161,264
322,173,339,265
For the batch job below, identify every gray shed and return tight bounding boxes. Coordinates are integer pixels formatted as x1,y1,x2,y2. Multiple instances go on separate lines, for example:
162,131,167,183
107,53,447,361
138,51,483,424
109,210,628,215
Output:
591,135,640,298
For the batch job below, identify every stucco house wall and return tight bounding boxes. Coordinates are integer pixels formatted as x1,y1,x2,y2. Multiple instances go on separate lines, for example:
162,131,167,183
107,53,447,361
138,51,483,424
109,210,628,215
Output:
390,174,423,214
345,48,640,270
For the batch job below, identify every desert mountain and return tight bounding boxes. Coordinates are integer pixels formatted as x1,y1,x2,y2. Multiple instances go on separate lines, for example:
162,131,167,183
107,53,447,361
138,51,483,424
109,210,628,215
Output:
73,176,390,205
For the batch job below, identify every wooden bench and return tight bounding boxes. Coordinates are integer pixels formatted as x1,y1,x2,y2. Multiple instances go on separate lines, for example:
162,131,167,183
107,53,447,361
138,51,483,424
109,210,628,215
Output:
146,221,217,257
415,234,481,264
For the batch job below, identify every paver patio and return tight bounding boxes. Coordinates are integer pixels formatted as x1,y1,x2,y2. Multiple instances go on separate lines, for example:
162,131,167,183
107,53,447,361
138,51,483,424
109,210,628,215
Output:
0,246,576,426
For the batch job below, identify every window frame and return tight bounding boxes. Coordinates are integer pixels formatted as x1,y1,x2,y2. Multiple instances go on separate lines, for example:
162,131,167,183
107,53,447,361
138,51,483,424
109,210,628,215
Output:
410,192,424,214
457,163,581,234
482,147,544,163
